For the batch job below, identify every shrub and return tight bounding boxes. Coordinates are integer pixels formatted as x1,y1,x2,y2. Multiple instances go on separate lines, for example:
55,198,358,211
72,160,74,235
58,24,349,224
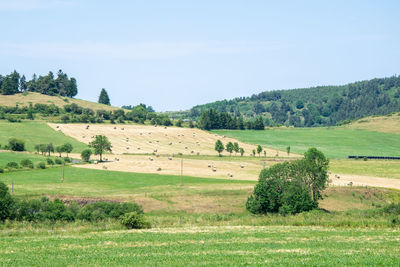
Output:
0,182,14,221
55,158,63,165
6,161,19,170
63,157,72,163
81,149,93,162
120,212,151,229
0,167,4,173
36,162,46,169
20,159,34,169
8,138,25,151
46,158,55,165
77,201,143,221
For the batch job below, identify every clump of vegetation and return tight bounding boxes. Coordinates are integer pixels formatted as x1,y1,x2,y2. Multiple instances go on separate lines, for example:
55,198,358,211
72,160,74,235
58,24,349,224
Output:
54,158,63,165
8,138,25,151
215,140,224,156
20,159,34,169
246,148,329,215
6,161,19,170
36,162,46,169
81,149,93,162
0,182,14,221
89,135,112,162
120,211,151,229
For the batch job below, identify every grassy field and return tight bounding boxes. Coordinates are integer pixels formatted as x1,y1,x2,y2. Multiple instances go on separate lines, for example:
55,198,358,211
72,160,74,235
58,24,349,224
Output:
1,225,400,266
0,92,119,111
213,127,400,159
330,159,400,179
0,121,88,152
0,151,59,167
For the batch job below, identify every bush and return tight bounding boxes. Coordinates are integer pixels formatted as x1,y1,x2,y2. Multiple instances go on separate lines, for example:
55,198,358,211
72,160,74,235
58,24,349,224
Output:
63,157,72,163
120,212,151,229
0,167,4,173
8,138,25,151
20,159,34,169
6,161,19,170
36,162,46,169
46,158,54,165
81,149,92,162
77,201,143,221
55,158,63,165
0,182,14,221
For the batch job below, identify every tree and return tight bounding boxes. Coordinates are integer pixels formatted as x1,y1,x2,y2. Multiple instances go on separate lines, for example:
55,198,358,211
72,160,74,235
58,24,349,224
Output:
20,75,27,92
56,145,63,157
46,143,54,156
62,143,73,157
8,138,25,151
175,119,183,127
0,182,14,221
98,88,111,105
239,147,245,157
302,148,329,202
233,142,239,156
257,145,263,157
226,142,234,156
286,146,291,156
81,149,92,162
39,144,47,155
89,135,112,162
253,116,265,130
263,150,266,158
252,149,256,156
215,140,224,157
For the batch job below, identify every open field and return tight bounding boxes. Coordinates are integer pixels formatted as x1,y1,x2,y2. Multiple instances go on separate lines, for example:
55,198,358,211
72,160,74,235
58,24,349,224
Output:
49,123,297,156
213,128,400,159
0,121,88,152
0,92,119,111
345,113,400,134
1,225,400,266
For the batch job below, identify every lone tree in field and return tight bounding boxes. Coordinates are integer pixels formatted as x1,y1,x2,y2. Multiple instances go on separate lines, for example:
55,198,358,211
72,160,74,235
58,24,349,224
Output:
89,135,112,162
215,140,224,157
257,145,263,157
286,146,291,156
81,149,93,162
226,142,234,156
98,88,111,105
233,142,239,156
239,147,245,157
62,143,73,157
252,149,256,156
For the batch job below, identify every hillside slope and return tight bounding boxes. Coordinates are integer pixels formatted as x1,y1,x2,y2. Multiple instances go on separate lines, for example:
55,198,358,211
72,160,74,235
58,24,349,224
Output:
170,76,400,127
0,92,120,111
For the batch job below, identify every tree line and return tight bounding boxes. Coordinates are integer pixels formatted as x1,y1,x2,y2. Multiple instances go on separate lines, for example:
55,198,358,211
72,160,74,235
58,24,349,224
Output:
0,70,78,97
198,108,264,130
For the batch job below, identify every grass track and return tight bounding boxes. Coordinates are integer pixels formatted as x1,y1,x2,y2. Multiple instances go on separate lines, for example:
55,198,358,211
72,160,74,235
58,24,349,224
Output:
213,128,400,159
0,121,88,152
1,226,400,266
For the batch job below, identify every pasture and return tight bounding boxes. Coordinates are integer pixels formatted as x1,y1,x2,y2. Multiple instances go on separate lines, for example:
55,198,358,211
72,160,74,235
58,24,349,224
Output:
213,127,400,159
0,121,87,152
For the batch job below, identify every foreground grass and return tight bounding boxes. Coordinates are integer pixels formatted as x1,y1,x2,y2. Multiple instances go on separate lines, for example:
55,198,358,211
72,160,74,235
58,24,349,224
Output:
0,121,88,152
213,128,400,159
1,225,400,266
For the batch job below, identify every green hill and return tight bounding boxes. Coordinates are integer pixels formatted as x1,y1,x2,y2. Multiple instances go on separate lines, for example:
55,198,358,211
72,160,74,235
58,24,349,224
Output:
169,76,400,127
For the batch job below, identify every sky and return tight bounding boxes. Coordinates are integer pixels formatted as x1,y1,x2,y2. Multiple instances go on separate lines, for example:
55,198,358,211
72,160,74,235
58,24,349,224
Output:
0,0,399,111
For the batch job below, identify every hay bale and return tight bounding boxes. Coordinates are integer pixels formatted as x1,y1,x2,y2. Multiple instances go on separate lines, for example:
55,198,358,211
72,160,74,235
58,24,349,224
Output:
348,181,353,187
114,127,117,129
185,146,188,149
56,125,59,128
86,125,90,129
240,164,244,168
191,150,194,154
102,165,108,170
154,149,158,153
164,127,167,129
168,157,172,160
212,167,217,172
168,142,172,145
157,167,162,171
208,164,212,168
121,128,124,130
137,147,141,150
149,157,154,161
149,141,152,143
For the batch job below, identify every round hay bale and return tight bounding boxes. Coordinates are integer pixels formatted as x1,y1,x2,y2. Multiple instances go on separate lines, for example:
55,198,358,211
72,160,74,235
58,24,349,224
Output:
168,157,172,160
157,167,162,171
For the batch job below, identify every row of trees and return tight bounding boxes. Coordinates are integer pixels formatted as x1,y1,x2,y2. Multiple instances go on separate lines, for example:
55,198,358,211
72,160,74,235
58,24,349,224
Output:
0,70,78,97
198,109,264,130
34,143,73,157
214,140,266,157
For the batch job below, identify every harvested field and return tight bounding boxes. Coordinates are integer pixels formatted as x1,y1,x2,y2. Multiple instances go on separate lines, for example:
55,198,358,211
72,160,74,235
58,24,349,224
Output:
73,154,266,180
48,123,297,156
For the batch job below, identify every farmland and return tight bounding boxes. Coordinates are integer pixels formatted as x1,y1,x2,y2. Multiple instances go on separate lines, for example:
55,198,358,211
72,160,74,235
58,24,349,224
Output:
2,226,400,266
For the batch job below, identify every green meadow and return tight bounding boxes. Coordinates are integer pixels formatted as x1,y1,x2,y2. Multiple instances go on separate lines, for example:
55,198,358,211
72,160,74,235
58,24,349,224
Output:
213,127,400,159
0,121,87,152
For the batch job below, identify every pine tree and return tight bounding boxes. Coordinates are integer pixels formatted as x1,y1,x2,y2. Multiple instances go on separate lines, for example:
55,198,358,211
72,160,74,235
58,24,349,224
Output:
98,88,111,105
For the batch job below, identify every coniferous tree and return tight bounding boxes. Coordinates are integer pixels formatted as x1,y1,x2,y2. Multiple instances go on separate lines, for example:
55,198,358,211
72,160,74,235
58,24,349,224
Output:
98,88,111,105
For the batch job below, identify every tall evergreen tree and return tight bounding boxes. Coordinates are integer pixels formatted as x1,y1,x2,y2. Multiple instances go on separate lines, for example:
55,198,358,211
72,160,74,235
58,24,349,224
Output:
98,88,111,105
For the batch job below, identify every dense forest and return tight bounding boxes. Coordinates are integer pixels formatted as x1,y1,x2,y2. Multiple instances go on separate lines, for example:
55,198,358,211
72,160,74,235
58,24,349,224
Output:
0,70,77,97
171,76,400,127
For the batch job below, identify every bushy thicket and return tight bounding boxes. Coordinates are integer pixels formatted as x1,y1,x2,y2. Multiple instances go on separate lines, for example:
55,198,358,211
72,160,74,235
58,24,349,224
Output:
0,181,145,223
246,148,329,215
120,211,151,229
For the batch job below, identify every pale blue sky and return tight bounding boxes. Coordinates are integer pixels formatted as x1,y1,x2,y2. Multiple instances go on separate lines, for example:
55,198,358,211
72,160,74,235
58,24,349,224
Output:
0,0,399,111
